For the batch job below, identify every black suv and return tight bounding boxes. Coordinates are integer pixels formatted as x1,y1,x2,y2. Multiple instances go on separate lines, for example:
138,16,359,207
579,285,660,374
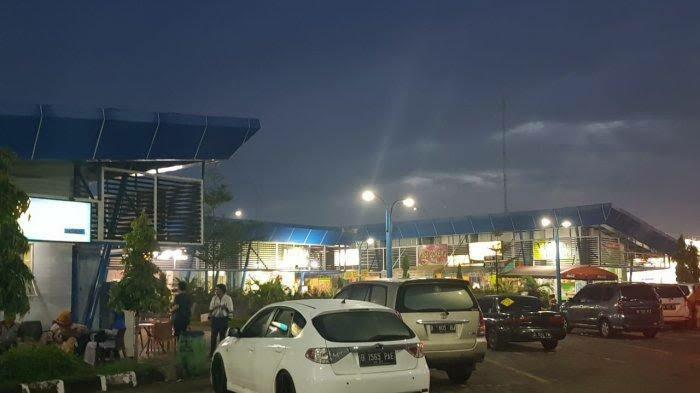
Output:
560,282,662,338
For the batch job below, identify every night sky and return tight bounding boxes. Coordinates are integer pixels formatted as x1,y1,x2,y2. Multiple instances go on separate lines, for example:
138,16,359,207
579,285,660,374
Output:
1,1,699,236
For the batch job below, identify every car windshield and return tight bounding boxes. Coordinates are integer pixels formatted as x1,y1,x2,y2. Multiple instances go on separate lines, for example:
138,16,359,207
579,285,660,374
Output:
654,285,685,298
620,285,657,301
498,296,542,313
398,282,476,313
312,310,415,343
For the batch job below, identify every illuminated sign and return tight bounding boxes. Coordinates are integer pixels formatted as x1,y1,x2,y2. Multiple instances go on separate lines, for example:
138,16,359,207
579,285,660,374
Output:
418,244,448,265
533,240,573,260
18,198,91,243
468,241,501,261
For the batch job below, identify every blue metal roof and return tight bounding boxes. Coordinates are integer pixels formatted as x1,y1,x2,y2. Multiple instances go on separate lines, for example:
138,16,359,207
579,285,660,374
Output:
0,103,261,161
240,203,677,254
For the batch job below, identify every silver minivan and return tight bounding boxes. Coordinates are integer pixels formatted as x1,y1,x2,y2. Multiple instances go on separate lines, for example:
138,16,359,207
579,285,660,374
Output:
335,279,486,384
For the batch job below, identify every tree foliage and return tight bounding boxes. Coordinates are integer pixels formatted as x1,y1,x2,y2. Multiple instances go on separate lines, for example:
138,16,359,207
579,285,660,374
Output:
196,165,253,287
0,149,34,315
109,212,170,314
675,235,700,283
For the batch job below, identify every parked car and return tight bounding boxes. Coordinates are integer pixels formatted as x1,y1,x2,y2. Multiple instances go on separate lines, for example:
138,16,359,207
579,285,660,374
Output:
211,299,429,393
334,279,486,384
677,282,700,298
560,282,662,338
653,284,693,328
477,295,566,351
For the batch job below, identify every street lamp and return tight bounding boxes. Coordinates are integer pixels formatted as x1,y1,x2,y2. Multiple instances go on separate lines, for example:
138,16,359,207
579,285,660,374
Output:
234,209,243,218
540,217,573,306
361,189,416,278
366,237,375,246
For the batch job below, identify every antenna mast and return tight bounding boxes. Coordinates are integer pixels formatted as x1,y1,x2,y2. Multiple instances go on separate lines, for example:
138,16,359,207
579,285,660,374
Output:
501,96,508,213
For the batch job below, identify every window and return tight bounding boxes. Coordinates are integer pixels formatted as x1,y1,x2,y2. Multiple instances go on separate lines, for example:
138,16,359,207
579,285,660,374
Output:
600,286,615,301
620,285,658,301
654,285,685,299
241,308,275,338
335,287,351,300
348,285,370,301
266,308,296,338
397,282,477,313
477,298,496,314
291,312,307,338
497,296,542,313
369,285,387,306
312,311,415,343
573,287,593,303
587,286,604,302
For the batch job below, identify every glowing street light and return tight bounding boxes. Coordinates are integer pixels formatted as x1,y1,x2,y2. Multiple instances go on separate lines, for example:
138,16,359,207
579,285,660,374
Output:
234,209,243,218
361,190,376,202
366,237,375,246
540,216,574,306
360,189,417,278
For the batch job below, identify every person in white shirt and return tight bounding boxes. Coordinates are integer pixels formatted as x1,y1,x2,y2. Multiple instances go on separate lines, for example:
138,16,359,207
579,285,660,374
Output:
209,284,234,356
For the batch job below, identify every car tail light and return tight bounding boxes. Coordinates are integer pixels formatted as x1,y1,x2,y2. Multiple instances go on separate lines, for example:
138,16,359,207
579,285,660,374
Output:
305,347,350,364
477,312,486,337
405,342,424,358
549,315,565,326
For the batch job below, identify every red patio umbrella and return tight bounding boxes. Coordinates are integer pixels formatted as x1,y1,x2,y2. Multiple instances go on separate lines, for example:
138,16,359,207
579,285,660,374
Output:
560,266,617,281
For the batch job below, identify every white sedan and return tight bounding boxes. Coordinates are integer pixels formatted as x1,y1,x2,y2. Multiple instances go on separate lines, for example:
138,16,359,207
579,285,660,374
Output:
211,299,430,393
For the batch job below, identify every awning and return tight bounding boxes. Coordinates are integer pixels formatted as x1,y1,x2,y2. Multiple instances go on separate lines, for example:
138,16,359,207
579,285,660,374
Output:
502,265,617,281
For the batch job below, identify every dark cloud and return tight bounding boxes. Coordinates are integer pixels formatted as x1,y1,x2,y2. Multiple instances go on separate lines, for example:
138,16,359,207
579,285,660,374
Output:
1,1,699,235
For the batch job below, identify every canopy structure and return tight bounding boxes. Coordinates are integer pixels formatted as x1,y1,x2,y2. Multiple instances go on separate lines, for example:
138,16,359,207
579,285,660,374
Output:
344,203,676,255
0,103,261,162
503,265,618,281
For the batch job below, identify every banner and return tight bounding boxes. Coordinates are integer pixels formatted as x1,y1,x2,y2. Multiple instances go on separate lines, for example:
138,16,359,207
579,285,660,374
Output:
468,241,501,261
533,240,573,260
418,244,449,265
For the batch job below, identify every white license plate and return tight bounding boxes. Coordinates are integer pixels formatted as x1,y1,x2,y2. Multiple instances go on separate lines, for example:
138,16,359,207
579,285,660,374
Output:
533,331,552,339
662,304,677,310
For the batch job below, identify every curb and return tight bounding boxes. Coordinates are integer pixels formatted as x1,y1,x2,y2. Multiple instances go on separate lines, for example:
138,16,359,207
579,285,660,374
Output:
98,372,137,391
20,380,64,393
15,371,140,393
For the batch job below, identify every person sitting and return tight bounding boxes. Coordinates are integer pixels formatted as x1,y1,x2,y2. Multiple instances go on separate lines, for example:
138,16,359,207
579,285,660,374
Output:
48,310,89,355
0,313,20,353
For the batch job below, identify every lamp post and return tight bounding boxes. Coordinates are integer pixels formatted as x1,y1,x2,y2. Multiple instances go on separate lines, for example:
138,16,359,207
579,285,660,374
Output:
540,217,572,305
361,190,415,279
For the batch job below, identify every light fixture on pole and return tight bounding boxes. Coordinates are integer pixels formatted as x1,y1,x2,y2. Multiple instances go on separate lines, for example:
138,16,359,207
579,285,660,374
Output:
361,189,416,279
234,209,243,218
540,216,573,306
366,237,375,246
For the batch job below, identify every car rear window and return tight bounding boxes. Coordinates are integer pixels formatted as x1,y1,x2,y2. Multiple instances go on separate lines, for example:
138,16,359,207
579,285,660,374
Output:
620,285,657,301
312,310,415,343
654,285,685,298
397,282,476,313
498,296,542,313
679,286,691,297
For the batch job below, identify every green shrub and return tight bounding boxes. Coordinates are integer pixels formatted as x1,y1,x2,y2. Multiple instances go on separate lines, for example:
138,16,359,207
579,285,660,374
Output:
0,345,92,384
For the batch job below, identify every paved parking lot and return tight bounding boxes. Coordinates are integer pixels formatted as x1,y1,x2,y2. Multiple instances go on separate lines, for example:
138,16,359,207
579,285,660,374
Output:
133,328,700,393
433,328,700,393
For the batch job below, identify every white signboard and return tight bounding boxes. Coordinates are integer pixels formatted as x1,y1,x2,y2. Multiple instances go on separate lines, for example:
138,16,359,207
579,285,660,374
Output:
18,198,91,243
468,241,501,261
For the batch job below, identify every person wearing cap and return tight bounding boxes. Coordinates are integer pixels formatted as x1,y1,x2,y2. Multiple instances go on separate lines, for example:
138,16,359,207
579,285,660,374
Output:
209,284,234,356
49,310,89,354
0,313,20,353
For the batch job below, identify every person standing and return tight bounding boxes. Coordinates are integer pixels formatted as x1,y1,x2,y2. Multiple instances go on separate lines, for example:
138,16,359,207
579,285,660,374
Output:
171,281,193,339
0,313,20,353
209,284,234,356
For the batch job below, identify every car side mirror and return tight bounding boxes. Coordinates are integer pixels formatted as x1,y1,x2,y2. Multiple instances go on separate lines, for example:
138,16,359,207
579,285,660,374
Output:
227,327,240,338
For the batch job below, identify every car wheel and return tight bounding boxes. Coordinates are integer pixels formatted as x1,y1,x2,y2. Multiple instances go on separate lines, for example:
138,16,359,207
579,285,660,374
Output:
446,366,473,384
564,317,573,333
541,339,558,351
643,329,658,339
276,371,296,393
599,319,614,338
211,355,227,393
487,331,505,351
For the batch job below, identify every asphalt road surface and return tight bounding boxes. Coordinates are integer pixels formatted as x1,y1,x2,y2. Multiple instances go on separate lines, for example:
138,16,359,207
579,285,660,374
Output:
132,328,700,393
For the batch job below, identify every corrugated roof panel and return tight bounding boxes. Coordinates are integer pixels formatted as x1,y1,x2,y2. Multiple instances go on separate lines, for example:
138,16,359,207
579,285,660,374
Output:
433,219,455,235
471,215,493,233
510,212,536,231
271,226,294,243
289,228,311,244
415,220,437,237
554,206,582,227
451,218,474,234
305,229,327,245
491,213,514,232
396,222,418,239
34,105,102,160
